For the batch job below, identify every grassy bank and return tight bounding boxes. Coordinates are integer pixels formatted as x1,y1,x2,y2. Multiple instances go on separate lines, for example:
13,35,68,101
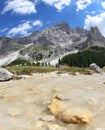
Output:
5,66,93,75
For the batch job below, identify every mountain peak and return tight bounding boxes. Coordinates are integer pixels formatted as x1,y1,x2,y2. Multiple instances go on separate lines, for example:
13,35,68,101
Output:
90,26,102,35
85,26,105,47
54,22,72,34
89,26,105,40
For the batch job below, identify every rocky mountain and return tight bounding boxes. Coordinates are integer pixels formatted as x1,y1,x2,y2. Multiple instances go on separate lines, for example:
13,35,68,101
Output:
0,22,105,66
76,26,105,50
86,26,105,47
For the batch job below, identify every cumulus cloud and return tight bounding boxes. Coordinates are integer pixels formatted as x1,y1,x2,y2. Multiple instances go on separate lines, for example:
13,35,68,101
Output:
7,20,43,37
8,21,32,36
76,0,92,11
42,0,71,11
33,20,42,26
101,2,105,9
2,0,36,15
84,12,105,36
2,0,72,15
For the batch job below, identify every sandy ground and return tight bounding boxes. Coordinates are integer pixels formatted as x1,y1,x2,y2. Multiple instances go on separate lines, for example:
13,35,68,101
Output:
0,72,105,130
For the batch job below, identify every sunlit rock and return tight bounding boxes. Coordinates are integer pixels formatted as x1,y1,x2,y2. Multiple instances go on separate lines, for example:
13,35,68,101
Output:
61,109,92,124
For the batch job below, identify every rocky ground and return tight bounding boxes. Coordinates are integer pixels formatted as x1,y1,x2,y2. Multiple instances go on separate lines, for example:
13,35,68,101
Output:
0,72,105,130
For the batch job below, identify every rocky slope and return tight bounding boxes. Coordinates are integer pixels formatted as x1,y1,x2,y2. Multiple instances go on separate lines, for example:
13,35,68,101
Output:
86,26,105,47
0,22,105,66
76,26,105,50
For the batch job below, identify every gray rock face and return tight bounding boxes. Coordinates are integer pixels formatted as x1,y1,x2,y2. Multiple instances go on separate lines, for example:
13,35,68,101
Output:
0,22,88,50
0,68,13,81
0,22,105,66
0,37,23,56
86,26,105,47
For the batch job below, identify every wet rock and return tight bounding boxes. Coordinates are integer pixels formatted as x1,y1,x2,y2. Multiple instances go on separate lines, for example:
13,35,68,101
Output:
61,109,93,124
48,98,64,116
48,98,92,125
0,67,13,81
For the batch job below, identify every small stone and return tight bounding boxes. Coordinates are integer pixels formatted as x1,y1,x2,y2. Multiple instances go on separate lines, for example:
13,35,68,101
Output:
55,94,70,101
40,115,55,122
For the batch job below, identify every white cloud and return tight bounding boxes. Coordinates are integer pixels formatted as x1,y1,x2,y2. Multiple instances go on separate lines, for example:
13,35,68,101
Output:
84,12,105,36
33,20,42,26
91,11,96,14
42,0,71,11
0,28,8,33
101,2,105,9
2,0,36,15
7,20,43,37
2,0,72,15
8,21,32,36
76,0,92,11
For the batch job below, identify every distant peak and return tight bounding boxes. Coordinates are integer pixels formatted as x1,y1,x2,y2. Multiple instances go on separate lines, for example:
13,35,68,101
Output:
53,22,72,34
86,26,105,46
75,27,84,32
54,22,70,28
30,30,40,36
90,26,101,34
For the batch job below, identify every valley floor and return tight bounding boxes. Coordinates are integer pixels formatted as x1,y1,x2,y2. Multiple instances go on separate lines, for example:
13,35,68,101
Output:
0,72,105,130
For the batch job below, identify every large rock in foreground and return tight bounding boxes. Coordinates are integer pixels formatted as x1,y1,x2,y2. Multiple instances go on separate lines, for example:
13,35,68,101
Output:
48,98,93,125
0,68,13,81
48,98,64,116
61,109,92,124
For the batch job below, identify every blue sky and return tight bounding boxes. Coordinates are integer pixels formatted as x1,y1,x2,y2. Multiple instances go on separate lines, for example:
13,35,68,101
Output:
0,0,105,37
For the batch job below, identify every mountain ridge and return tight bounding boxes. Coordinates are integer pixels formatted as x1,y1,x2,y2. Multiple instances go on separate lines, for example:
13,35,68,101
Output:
0,22,105,66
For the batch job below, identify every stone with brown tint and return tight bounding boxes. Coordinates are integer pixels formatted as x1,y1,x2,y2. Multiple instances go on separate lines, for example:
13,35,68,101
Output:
61,109,93,124
48,98,64,116
48,98,92,125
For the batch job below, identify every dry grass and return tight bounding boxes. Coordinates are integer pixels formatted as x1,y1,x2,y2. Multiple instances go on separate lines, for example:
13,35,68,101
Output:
5,66,93,75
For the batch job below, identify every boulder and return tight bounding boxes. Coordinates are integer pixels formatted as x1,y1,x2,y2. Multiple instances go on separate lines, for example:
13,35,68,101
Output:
48,98,92,125
0,67,13,81
90,63,103,74
48,98,64,116
61,109,92,124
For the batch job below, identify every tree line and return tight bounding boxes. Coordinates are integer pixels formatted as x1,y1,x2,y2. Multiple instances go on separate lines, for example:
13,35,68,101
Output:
59,46,105,68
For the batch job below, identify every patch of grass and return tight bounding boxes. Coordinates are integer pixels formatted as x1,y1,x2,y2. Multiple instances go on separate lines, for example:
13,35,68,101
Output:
5,66,93,75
